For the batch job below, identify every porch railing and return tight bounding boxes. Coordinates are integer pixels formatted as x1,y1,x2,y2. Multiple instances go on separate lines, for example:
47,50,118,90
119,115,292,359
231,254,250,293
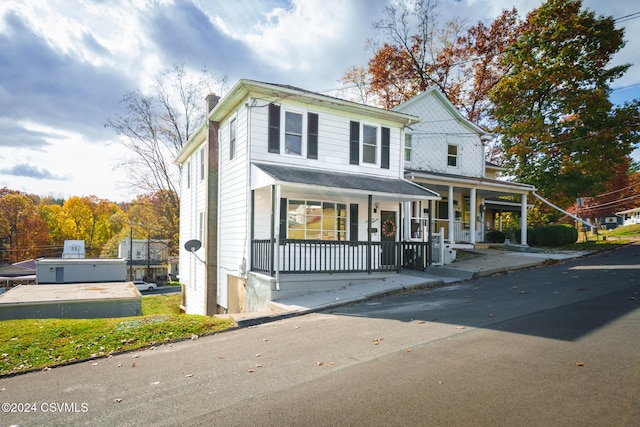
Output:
431,219,484,243
251,239,431,275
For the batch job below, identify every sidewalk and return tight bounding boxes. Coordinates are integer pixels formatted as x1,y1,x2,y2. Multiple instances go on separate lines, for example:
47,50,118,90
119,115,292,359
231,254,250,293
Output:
226,247,592,327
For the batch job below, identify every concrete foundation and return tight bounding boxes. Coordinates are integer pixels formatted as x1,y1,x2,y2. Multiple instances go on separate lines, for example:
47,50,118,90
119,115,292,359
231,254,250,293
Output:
0,283,142,320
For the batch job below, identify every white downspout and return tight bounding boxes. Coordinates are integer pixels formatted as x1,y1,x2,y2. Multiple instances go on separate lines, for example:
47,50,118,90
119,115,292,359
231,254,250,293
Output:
448,186,454,243
520,194,528,246
470,188,476,245
274,184,281,291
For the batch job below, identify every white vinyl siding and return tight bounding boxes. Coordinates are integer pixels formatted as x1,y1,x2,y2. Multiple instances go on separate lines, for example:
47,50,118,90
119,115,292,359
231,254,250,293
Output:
178,141,207,314
395,91,485,177
249,100,402,179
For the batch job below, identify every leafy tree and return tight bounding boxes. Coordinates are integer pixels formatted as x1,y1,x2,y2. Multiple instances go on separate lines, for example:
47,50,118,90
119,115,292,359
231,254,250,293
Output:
490,0,640,207
575,157,640,219
0,193,49,263
105,64,226,243
38,203,66,251
61,197,94,242
341,0,520,121
442,8,522,124
362,0,466,109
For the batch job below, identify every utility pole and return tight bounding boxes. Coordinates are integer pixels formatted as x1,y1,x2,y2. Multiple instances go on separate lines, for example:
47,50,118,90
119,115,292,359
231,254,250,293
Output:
129,227,133,281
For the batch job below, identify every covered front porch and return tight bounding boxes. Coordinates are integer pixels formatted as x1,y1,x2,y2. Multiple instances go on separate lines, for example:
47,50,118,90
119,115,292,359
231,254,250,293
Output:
406,171,535,247
249,163,440,290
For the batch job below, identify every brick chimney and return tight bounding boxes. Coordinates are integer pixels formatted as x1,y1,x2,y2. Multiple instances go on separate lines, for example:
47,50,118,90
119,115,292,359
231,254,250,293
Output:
206,93,220,113
204,93,220,315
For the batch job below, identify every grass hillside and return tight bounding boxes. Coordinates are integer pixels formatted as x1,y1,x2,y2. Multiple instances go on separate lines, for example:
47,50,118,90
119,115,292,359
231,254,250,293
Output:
0,294,234,377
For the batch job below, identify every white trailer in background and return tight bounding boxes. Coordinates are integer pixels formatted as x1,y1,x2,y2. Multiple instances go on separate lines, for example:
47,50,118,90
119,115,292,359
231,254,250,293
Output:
35,258,127,284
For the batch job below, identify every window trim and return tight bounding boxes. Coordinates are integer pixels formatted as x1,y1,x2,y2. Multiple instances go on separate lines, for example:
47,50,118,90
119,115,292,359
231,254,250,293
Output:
447,143,458,168
283,110,304,157
269,106,320,159
404,133,412,163
362,123,378,165
285,199,348,241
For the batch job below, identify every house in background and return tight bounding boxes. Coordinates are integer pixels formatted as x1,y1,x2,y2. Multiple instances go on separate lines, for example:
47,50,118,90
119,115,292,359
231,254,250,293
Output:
118,239,170,282
176,79,440,316
0,259,36,291
616,207,640,227
35,258,126,284
62,240,85,258
395,87,535,247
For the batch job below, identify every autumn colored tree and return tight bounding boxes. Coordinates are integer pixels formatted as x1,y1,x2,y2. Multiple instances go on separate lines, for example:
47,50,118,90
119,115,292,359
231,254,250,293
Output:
0,193,49,263
342,0,522,125
490,0,640,207
361,0,467,109
443,8,522,124
575,158,640,219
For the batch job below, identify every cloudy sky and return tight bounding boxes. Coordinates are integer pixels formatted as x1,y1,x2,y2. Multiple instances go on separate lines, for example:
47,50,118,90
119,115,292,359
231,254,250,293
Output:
1,0,639,202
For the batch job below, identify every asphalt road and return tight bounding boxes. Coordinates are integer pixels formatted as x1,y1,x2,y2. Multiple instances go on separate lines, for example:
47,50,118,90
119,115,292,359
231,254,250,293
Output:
143,285,181,296
1,245,639,426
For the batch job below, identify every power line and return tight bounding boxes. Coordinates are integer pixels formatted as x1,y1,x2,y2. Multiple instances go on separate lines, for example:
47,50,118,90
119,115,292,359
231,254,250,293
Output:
615,11,640,23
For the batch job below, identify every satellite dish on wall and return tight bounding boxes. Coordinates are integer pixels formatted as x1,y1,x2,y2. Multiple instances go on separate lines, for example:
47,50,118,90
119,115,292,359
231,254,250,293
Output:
184,239,202,252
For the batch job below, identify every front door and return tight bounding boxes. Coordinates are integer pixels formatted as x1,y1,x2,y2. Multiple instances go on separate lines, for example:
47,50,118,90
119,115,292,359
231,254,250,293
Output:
380,210,397,266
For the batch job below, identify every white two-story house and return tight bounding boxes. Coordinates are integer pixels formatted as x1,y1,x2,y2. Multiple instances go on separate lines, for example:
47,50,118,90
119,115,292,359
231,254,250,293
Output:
176,80,440,315
395,87,534,247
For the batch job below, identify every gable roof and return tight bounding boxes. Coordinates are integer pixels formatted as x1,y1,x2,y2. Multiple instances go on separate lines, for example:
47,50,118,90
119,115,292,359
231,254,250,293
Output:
393,86,492,141
176,80,421,164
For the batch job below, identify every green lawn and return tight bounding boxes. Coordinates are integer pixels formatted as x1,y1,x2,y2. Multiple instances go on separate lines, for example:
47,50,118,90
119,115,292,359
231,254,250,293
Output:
601,224,640,237
0,294,235,377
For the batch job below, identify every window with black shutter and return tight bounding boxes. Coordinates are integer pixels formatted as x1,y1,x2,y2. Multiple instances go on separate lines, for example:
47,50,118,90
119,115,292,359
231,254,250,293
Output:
349,121,359,165
381,127,390,169
307,112,318,159
268,104,281,153
349,204,359,241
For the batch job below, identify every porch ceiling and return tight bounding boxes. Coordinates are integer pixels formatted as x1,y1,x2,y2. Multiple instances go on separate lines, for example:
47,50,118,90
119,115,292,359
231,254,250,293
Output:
252,163,440,202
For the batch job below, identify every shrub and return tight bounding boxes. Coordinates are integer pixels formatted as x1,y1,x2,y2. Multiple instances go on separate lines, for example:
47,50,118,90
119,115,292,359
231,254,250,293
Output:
515,225,578,246
486,230,506,243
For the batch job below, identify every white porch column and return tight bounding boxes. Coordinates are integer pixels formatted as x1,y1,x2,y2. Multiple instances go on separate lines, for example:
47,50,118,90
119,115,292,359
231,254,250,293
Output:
448,186,454,243
274,185,282,283
520,193,528,246
470,188,477,245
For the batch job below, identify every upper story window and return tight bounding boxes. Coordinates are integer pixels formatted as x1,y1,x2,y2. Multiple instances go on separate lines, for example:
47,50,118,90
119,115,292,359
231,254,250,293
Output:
405,133,412,162
362,125,377,164
229,118,236,160
200,147,205,180
350,121,390,169
268,104,319,159
447,144,458,167
285,111,303,155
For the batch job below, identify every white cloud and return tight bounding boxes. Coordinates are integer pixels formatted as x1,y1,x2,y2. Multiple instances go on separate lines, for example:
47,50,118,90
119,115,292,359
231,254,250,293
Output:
0,0,638,201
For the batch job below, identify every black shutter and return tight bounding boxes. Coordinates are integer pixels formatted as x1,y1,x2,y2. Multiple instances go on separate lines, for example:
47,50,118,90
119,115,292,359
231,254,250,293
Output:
349,121,359,165
349,204,359,241
381,127,390,169
307,112,318,159
268,104,280,153
279,198,287,240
